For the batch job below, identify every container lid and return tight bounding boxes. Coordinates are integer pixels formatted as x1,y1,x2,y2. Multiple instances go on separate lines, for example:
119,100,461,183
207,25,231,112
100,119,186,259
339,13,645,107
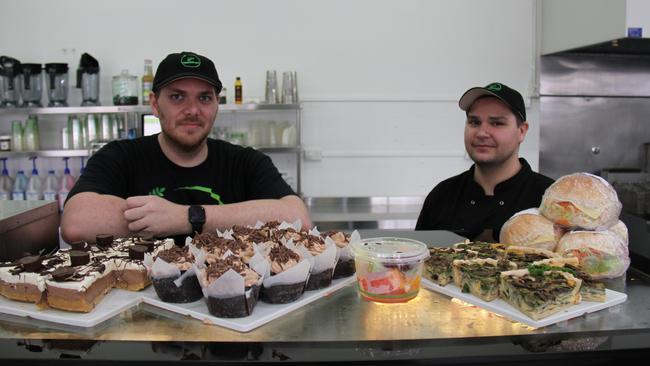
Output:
45,63,69,73
22,63,42,73
350,237,429,263
0,56,22,77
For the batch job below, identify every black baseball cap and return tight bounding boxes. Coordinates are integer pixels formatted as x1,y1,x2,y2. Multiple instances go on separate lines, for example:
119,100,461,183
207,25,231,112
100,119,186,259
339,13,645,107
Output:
458,82,526,121
152,51,222,93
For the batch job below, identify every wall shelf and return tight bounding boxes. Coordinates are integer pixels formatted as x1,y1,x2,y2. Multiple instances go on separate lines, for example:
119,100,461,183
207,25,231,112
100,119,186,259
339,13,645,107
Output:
0,103,300,115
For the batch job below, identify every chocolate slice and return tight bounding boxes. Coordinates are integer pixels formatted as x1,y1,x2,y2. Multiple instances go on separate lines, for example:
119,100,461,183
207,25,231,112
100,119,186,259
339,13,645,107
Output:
139,240,155,252
51,266,76,282
70,250,90,267
17,255,43,272
96,234,114,249
70,241,91,251
129,245,147,261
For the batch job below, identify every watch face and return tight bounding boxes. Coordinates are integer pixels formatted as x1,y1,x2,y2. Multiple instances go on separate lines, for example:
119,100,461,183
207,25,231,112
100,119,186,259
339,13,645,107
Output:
189,205,206,224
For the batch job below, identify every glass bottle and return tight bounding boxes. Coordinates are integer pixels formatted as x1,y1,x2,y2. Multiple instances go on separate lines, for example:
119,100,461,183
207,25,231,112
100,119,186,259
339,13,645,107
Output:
234,77,242,104
142,59,154,105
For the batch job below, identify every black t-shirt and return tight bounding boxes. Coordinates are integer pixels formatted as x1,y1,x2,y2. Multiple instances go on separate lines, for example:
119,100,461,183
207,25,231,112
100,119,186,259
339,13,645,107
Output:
68,134,295,209
415,158,554,242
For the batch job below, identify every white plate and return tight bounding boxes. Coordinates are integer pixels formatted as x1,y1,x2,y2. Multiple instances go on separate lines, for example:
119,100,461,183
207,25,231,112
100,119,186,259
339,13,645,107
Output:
141,276,356,332
421,278,628,328
0,289,141,328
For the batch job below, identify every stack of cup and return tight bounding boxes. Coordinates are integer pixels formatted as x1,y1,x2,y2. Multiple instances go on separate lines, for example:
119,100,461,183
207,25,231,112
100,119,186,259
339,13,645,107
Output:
265,70,278,104
282,71,299,104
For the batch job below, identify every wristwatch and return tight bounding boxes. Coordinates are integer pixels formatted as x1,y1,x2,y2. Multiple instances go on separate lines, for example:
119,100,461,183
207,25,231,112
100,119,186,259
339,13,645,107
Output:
188,205,206,234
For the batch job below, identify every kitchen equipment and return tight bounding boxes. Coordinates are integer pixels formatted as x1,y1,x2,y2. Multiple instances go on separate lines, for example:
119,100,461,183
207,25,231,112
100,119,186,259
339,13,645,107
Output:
265,70,278,104
20,63,43,107
112,70,138,105
350,237,429,303
0,56,22,108
45,63,69,107
76,53,100,106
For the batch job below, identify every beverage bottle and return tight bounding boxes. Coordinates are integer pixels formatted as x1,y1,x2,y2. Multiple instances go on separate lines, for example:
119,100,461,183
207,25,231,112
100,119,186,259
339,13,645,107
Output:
142,59,154,105
86,114,98,145
0,158,13,200
12,170,28,200
58,157,77,211
25,157,43,200
43,170,58,201
234,77,242,104
24,116,40,151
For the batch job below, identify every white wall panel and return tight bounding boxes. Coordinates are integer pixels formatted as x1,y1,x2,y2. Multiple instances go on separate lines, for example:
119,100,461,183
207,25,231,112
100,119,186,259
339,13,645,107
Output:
0,0,540,198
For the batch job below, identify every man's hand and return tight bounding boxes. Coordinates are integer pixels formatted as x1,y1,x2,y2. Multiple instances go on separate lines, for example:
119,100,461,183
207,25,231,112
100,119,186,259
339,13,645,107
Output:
124,196,190,237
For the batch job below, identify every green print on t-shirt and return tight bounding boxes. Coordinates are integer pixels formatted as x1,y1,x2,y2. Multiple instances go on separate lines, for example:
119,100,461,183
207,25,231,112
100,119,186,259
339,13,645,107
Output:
148,185,224,205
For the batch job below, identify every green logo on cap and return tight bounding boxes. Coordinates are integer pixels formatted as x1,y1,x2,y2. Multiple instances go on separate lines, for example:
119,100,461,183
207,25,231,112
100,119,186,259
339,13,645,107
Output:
486,83,502,92
180,53,201,68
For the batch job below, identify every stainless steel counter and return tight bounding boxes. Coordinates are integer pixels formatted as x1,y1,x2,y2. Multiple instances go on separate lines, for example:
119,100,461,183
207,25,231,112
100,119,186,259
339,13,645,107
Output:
1,230,649,364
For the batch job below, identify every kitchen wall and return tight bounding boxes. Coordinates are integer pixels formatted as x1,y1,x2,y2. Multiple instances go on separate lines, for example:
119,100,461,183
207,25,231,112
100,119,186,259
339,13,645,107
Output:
0,0,541,198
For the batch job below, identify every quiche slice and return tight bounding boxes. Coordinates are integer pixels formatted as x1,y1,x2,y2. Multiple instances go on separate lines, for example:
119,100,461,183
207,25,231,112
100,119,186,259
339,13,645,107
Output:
499,265,582,320
424,247,476,286
533,257,606,303
452,258,517,301
504,246,560,269
453,241,507,259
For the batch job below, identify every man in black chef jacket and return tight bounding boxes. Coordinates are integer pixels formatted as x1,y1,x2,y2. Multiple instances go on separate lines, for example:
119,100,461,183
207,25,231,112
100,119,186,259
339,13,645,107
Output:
415,82,553,242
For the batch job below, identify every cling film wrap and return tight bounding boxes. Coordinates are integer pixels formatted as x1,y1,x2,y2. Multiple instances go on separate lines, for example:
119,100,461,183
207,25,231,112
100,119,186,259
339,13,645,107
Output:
608,220,629,246
556,230,630,279
499,208,563,251
539,172,622,230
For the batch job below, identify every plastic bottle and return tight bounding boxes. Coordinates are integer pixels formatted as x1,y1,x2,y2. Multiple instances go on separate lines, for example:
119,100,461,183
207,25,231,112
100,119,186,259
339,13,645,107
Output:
142,59,154,105
23,116,40,151
58,157,77,211
12,170,28,200
43,170,58,201
86,114,98,146
25,157,43,200
0,158,13,200
234,77,242,104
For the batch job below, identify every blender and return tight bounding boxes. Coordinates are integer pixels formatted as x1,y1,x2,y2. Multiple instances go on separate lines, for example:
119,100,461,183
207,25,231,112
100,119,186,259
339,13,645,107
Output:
21,63,43,107
0,56,23,108
45,63,69,107
76,53,100,106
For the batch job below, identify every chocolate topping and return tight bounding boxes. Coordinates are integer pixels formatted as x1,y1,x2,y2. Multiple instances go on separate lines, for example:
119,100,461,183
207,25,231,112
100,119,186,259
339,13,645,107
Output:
156,246,193,265
129,245,147,261
17,255,42,272
70,241,91,251
138,233,155,242
96,234,114,248
269,245,300,264
205,256,248,280
51,266,76,282
70,250,90,267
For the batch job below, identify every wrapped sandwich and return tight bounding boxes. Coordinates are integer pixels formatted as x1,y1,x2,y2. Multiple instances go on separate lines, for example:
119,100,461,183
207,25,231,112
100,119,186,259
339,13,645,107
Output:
555,230,629,279
500,208,565,251
539,173,622,230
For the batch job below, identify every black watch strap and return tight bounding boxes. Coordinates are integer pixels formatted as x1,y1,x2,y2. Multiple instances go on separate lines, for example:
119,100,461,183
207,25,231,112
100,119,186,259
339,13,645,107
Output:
188,205,206,234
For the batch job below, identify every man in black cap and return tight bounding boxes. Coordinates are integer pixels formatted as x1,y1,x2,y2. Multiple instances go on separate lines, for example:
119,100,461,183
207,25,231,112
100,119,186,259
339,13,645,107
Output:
62,51,310,244
415,82,553,242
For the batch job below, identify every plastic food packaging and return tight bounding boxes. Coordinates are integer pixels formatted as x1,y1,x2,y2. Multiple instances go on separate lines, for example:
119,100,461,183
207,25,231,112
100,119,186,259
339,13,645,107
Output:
556,230,629,279
499,208,565,251
350,237,429,303
539,172,622,230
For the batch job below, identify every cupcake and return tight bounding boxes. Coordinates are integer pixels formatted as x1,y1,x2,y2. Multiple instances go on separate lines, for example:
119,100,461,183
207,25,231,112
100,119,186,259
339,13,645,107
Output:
198,255,264,318
293,234,338,291
149,246,203,303
324,230,358,279
260,244,310,304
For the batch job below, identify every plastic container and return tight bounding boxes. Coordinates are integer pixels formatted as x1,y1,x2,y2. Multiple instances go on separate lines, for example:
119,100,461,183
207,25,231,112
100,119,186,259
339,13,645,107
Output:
350,237,429,303
25,157,42,200
12,170,28,200
0,158,13,200
58,157,76,211
43,170,58,201
112,69,138,105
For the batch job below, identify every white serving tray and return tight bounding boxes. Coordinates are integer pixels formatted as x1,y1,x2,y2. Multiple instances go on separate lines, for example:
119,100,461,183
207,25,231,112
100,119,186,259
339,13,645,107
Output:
0,289,141,328
141,276,356,333
421,278,628,328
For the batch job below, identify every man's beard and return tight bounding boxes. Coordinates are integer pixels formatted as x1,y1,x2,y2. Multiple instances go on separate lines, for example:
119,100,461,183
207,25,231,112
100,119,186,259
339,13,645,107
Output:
160,113,210,152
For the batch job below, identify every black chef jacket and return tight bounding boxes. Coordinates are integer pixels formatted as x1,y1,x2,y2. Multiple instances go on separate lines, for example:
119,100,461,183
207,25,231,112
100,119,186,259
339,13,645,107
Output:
415,158,554,242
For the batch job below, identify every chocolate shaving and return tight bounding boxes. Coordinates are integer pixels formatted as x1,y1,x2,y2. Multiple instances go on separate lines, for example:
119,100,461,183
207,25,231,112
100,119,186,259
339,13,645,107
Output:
51,266,76,282
269,245,300,264
156,246,193,264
